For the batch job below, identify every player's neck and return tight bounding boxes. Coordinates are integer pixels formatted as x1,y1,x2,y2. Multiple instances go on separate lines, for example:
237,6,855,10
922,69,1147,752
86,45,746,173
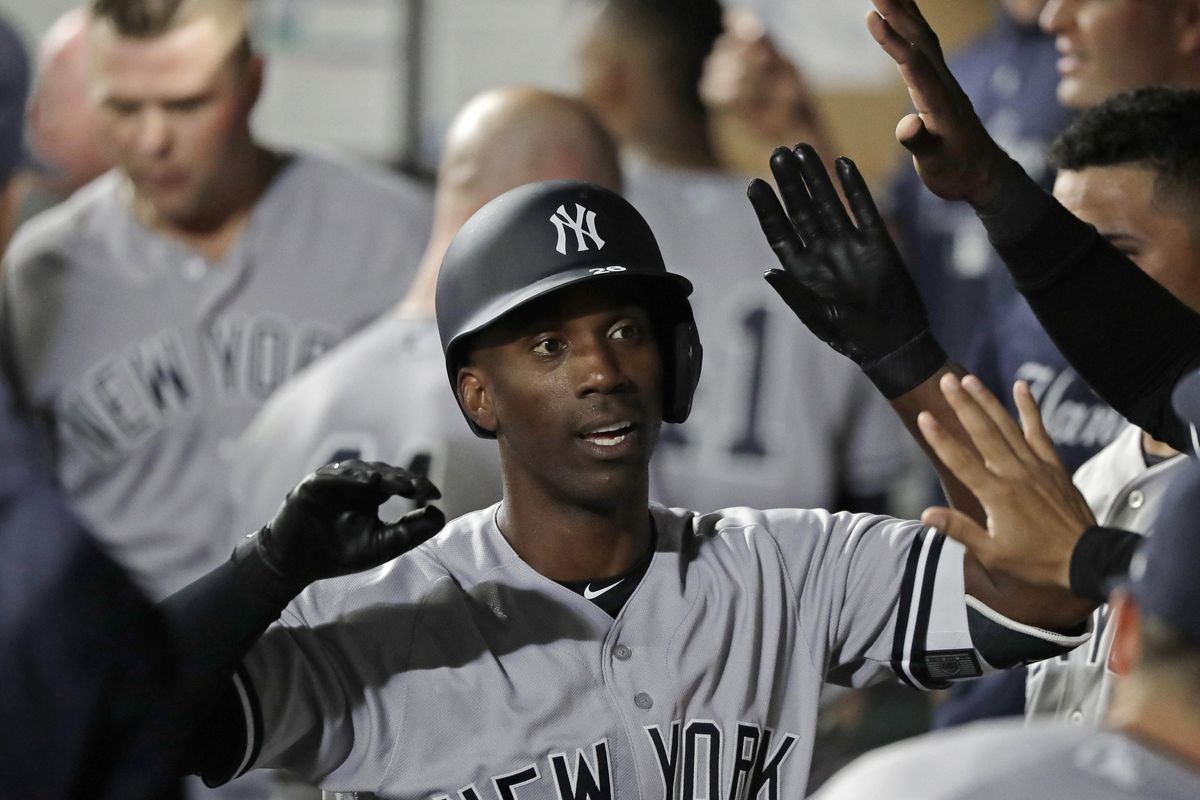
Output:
131,144,281,263
496,479,653,583
1110,684,1200,769
626,112,719,171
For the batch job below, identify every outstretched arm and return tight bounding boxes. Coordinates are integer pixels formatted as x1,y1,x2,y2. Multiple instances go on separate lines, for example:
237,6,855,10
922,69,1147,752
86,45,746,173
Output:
163,460,444,782
747,145,1094,632
866,0,1200,451
747,143,979,520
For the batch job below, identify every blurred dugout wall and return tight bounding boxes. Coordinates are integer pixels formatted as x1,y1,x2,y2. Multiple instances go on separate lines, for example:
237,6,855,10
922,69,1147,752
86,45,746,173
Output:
1,0,990,181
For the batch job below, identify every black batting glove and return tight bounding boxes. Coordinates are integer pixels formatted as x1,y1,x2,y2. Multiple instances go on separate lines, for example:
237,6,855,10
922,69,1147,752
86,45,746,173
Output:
747,143,947,398
235,459,445,601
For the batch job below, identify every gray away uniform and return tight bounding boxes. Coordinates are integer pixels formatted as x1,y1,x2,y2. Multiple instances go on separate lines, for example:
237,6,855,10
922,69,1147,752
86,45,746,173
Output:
221,504,1087,799
229,312,503,543
1026,424,1188,725
813,718,1200,800
0,155,432,597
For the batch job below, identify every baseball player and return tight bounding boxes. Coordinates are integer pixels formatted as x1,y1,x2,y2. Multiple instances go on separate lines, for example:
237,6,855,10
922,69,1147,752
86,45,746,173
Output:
165,166,1098,798
863,0,1200,456
227,87,621,542
0,0,431,599
577,0,909,514
811,378,1200,800
1023,87,1200,725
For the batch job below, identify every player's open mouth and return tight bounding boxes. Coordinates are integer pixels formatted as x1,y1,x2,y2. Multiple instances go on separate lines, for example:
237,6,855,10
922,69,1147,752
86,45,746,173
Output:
580,421,637,447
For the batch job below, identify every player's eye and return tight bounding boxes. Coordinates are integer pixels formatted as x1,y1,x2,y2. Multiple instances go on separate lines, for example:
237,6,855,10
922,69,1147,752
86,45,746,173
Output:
609,320,643,341
104,98,140,116
532,336,565,356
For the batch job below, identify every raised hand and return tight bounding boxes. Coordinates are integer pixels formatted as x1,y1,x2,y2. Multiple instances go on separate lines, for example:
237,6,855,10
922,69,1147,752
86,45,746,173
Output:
918,375,1096,590
747,142,946,398
243,459,445,594
866,0,1011,207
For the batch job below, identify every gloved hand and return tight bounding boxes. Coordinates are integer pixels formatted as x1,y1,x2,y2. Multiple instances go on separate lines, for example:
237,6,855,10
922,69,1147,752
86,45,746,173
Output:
747,142,947,398
236,459,445,598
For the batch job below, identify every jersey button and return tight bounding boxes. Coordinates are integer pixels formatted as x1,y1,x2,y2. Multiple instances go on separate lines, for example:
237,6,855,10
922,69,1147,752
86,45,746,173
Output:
613,644,632,661
183,257,207,282
1127,490,1145,510
1069,710,1084,725
634,692,653,710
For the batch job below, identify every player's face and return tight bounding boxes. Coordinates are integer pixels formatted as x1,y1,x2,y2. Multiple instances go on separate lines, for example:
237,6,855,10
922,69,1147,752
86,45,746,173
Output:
1054,165,1200,310
89,16,260,226
1001,0,1048,27
463,282,663,508
1040,0,1187,109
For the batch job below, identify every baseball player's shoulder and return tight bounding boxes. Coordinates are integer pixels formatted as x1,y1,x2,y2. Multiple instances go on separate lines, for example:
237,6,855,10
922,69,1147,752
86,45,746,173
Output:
814,718,1098,800
281,149,432,217
3,173,124,278
286,504,501,623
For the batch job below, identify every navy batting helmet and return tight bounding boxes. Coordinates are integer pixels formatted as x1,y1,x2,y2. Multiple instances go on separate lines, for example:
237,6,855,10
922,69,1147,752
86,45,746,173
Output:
436,180,702,438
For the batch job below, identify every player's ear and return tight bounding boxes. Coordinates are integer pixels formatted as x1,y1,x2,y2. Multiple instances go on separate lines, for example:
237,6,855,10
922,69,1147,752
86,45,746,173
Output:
1106,590,1141,678
458,366,497,435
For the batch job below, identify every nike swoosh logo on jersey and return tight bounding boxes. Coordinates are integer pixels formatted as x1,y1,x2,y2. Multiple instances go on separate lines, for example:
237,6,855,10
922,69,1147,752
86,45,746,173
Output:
583,580,623,600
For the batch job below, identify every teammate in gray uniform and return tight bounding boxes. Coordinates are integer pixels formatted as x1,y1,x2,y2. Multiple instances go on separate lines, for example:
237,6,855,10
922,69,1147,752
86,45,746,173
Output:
812,380,1200,800
577,0,908,514
0,0,431,599
228,87,622,542
1024,87,1200,725
166,164,1101,799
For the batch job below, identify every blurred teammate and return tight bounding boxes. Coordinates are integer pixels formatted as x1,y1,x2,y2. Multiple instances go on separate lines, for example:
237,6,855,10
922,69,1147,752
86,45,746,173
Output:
0,0,431,600
25,7,111,208
1040,0,1200,110
0,12,29,254
578,0,908,514
229,86,621,547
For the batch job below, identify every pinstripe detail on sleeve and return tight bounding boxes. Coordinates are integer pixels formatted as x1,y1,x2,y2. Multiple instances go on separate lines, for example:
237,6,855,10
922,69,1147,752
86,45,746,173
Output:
890,529,945,690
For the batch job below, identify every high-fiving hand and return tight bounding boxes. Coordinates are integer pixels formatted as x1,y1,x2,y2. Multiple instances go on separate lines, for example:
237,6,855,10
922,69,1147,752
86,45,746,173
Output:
866,0,1013,207
747,143,946,398
243,459,445,596
919,375,1096,591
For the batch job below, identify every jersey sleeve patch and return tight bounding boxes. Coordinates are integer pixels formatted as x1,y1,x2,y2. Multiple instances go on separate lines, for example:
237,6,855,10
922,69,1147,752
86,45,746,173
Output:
890,531,981,690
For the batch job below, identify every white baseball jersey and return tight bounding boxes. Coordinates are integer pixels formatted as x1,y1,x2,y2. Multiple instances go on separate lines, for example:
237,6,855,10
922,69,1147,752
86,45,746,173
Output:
228,311,503,543
812,718,1200,799
227,504,1086,798
1025,423,1187,725
624,158,911,512
0,154,432,597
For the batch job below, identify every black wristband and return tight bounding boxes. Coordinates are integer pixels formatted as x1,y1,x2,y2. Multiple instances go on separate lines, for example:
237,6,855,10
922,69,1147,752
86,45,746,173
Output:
232,531,308,608
862,329,949,399
1069,525,1143,604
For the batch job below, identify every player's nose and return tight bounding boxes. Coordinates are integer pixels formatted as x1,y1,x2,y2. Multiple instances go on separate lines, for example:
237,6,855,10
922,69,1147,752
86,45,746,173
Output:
572,337,633,397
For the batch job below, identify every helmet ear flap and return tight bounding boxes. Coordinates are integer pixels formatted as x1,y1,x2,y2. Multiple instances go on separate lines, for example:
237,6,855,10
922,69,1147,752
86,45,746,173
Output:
661,303,702,425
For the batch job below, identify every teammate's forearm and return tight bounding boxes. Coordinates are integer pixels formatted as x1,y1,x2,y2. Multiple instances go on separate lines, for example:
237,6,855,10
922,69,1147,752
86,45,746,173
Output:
975,160,1200,451
888,361,984,525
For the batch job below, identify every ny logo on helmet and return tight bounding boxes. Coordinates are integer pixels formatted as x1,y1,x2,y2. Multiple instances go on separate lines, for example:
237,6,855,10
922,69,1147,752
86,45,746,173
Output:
550,203,606,255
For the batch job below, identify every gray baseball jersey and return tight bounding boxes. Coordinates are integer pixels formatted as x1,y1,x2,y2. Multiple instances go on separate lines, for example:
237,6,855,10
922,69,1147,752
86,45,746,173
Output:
625,158,910,512
1026,423,1187,725
0,154,432,597
228,311,503,544
225,504,1086,798
812,718,1200,799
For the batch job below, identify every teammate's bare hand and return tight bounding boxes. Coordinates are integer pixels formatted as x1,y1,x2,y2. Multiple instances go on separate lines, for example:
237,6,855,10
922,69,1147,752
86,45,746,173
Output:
866,0,1010,207
246,459,445,593
748,143,946,398
919,376,1096,590
701,10,823,144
